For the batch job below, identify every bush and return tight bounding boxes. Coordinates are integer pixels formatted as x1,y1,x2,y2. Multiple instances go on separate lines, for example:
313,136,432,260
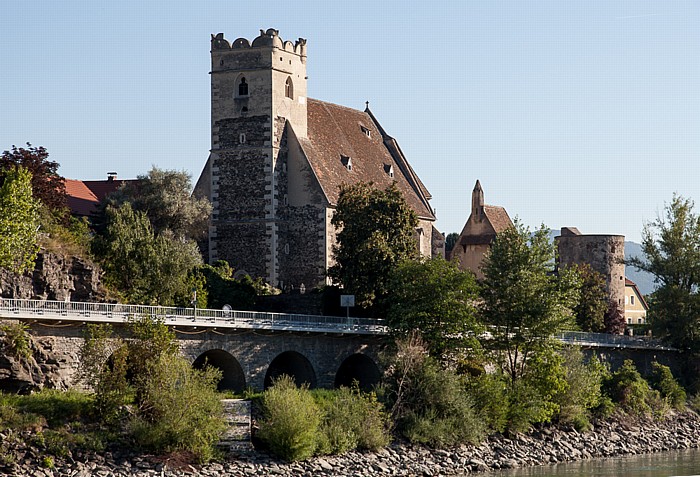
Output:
689,393,700,414
315,386,390,454
79,316,226,461
258,375,321,461
650,362,686,410
466,372,509,433
382,336,485,447
605,359,667,417
0,322,33,362
17,389,94,427
555,349,608,430
130,354,225,463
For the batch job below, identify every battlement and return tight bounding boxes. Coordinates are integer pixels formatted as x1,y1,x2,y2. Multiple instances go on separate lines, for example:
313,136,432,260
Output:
212,29,307,56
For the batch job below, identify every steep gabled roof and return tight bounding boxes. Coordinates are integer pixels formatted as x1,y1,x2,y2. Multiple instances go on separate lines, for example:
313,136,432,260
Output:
483,205,513,233
64,178,134,217
65,179,99,216
625,278,650,310
303,99,434,219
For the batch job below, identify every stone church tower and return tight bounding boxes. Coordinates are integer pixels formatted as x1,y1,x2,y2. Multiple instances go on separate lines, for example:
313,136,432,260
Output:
196,28,441,290
204,29,308,285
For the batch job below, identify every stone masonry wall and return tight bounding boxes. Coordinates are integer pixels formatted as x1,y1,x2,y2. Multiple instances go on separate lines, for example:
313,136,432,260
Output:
4,323,385,392
558,235,625,307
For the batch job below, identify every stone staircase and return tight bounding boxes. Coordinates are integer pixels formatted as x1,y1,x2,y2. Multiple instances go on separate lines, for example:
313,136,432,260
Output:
219,399,253,452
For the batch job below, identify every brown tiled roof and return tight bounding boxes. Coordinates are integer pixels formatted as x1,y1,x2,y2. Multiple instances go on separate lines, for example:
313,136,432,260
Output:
483,205,513,233
300,99,434,219
65,179,99,216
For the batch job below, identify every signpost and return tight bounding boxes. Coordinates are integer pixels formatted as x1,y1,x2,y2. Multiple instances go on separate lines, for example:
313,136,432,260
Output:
340,295,355,325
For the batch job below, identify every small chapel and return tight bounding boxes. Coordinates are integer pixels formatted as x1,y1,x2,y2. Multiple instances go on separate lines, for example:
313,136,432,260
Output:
194,29,443,290
448,180,513,279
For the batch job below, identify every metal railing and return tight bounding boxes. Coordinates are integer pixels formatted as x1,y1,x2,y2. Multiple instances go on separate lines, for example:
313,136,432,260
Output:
557,331,675,351
0,298,388,335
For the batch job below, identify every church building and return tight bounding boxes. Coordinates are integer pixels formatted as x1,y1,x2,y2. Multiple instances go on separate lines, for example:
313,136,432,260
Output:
194,29,443,290
448,180,513,279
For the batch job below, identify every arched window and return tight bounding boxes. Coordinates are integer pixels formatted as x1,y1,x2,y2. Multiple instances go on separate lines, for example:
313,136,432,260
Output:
285,77,293,99
238,77,249,96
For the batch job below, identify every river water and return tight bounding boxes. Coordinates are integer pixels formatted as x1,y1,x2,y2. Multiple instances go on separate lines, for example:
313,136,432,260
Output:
486,449,700,477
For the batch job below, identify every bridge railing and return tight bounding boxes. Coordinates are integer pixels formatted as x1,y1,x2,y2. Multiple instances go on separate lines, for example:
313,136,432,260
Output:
0,298,388,335
556,331,674,350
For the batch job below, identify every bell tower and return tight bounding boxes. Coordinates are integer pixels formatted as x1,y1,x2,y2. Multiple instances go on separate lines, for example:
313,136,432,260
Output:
207,29,308,285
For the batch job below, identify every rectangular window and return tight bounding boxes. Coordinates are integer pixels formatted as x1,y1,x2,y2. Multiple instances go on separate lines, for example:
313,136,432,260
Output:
630,295,635,305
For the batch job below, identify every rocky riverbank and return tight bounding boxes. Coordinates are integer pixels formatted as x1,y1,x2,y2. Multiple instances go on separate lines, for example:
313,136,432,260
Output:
3,411,699,476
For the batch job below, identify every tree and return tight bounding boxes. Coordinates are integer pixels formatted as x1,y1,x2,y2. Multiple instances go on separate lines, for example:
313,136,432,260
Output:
79,318,225,462
0,166,40,273
445,232,459,254
93,203,202,305
571,263,608,332
603,300,626,335
627,194,700,352
105,166,211,240
479,221,580,384
386,258,482,359
1,144,66,215
328,182,418,312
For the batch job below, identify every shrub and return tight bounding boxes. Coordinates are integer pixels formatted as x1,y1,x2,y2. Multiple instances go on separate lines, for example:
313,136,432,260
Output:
258,375,321,461
130,354,225,463
383,336,485,447
689,393,700,414
0,322,33,363
605,359,666,417
555,349,608,430
466,372,509,433
650,362,686,410
316,386,390,455
17,389,94,427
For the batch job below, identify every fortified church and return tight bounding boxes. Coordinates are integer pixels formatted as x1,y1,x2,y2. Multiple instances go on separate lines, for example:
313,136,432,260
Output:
194,29,443,290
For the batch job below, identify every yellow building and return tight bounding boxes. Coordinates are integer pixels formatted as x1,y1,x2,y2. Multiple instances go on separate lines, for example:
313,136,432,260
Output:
624,278,649,325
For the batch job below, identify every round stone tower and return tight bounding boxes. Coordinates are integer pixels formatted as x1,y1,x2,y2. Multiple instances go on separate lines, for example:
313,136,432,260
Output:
556,227,625,308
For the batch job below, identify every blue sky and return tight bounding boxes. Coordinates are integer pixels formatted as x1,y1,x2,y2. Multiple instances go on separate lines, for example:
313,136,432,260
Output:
2,1,699,243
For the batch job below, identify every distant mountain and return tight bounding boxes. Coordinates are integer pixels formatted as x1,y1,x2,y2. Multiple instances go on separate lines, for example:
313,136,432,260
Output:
624,241,656,296
546,231,656,296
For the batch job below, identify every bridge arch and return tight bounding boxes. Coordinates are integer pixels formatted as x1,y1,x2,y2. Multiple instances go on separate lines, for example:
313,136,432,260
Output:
264,351,316,389
192,349,246,392
334,353,381,391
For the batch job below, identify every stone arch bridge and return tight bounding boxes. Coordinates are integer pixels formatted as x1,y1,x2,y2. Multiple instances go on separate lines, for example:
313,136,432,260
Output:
0,299,680,392
0,299,387,392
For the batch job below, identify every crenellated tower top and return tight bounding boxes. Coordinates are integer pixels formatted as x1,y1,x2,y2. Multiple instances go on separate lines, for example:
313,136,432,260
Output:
211,29,307,58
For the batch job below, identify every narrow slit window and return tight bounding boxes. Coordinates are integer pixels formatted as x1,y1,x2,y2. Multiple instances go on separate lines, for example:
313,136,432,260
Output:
285,77,294,99
238,77,249,96
239,133,246,144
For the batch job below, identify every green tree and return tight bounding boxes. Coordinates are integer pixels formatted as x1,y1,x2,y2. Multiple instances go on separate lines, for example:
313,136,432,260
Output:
627,195,700,352
1,144,67,215
0,166,40,273
445,232,459,255
79,317,224,462
93,203,202,305
328,182,418,312
381,334,485,447
105,166,211,240
386,258,482,359
479,221,580,384
571,264,608,332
